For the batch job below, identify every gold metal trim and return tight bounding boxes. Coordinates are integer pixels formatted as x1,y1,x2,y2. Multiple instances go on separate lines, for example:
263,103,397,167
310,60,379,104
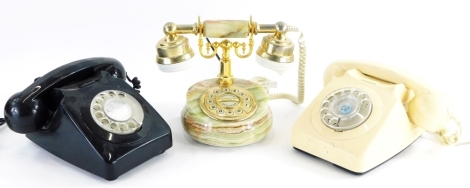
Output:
156,16,296,84
156,35,194,64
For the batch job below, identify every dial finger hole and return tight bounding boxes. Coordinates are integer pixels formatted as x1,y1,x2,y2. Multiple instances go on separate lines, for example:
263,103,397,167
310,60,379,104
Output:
100,93,109,99
120,124,129,131
323,114,333,122
362,100,371,108
95,112,104,118
344,90,351,95
321,109,329,115
110,123,118,130
101,119,110,125
236,109,243,114
358,93,367,100
118,92,126,98
93,105,101,111
128,121,136,129
327,96,335,102
108,91,116,97
322,102,329,108
95,98,103,104
329,118,339,126
353,90,360,96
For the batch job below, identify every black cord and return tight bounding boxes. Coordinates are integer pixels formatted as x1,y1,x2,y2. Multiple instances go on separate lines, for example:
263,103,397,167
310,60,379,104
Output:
205,38,221,62
0,118,5,126
126,72,141,93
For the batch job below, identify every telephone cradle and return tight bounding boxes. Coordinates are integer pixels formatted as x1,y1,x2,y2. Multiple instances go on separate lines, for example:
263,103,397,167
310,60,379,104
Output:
3,57,172,180
291,60,461,173
155,17,306,147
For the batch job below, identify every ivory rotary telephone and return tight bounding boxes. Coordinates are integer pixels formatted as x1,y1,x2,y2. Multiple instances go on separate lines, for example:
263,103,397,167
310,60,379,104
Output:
2,57,172,180
154,16,306,147
291,60,462,173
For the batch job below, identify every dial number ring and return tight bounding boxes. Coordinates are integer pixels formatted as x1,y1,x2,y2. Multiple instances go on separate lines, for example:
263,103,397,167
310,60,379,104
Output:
90,90,144,135
320,87,373,132
200,86,257,121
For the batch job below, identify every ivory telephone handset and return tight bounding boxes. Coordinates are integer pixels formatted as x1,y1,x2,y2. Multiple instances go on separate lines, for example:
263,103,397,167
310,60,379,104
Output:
291,60,461,173
154,16,306,147
3,57,172,180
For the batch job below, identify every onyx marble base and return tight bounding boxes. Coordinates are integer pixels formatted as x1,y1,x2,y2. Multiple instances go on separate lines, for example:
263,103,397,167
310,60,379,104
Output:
182,78,272,147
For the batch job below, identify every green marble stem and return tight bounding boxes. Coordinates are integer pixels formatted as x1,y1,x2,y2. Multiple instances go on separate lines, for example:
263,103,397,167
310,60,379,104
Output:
203,20,249,38
182,78,272,147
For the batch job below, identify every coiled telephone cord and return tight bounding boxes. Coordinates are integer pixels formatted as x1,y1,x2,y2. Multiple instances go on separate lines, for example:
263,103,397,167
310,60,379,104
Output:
126,73,141,93
265,28,305,104
0,118,5,126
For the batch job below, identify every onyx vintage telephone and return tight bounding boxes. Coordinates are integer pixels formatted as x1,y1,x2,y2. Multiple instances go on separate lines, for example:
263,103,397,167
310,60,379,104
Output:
291,60,462,173
2,57,172,180
154,16,306,147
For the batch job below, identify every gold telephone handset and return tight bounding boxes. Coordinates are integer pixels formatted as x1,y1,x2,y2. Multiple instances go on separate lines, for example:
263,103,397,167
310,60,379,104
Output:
155,17,306,147
291,60,462,174
324,60,461,145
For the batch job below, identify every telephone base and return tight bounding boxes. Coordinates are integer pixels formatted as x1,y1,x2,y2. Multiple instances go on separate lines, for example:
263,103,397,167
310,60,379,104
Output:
294,137,418,175
25,77,173,180
182,78,272,147
27,130,171,181
291,67,426,173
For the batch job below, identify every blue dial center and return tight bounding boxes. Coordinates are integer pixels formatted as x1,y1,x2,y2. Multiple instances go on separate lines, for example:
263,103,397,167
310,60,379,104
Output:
339,102,352,115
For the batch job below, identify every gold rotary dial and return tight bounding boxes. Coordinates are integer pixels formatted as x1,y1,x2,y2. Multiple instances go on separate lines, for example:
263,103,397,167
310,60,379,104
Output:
199,86,257,121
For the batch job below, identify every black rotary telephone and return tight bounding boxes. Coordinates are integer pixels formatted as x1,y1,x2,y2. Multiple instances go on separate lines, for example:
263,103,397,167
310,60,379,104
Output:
1,57,172,180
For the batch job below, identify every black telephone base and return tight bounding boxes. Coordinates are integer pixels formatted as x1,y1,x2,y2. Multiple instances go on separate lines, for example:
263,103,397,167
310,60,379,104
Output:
27,129,171,181
25,74,172,181
4,58,173,180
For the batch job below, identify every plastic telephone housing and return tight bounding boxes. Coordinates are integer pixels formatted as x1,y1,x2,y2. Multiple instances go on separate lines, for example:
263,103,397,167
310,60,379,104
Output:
291,60,454,173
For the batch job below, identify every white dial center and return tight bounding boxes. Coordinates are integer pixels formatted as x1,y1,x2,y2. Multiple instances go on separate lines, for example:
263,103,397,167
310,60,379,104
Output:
103,98,132,121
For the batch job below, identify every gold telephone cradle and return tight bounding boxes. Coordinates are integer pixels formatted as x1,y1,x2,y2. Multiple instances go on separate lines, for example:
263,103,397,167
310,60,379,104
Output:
155,17,306,147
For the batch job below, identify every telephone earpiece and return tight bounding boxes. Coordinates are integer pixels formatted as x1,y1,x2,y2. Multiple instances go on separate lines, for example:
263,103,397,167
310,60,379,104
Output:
4,57,126,134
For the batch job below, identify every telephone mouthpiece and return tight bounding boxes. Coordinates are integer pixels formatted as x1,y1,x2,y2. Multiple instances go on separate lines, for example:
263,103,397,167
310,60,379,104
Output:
4,92,49,133
255,55,293,75
156,58,194,72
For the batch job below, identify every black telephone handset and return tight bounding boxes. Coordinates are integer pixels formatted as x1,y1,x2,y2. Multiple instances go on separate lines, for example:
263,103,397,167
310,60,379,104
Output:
3,57,172,180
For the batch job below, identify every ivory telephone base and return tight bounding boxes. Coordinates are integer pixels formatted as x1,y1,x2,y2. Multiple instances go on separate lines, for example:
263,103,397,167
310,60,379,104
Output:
291,69,425,173
182,78,272,147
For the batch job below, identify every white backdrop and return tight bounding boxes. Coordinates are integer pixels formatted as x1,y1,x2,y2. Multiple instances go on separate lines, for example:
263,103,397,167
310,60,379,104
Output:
0,0,469,187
